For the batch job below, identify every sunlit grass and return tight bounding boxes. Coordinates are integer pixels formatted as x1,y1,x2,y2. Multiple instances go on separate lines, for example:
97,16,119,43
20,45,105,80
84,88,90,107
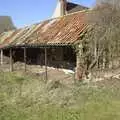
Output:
0,71,120,120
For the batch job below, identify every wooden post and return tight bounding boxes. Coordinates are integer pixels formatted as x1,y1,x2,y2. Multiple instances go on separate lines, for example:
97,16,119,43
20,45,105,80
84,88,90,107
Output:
10,48,13,72
24,47,27,72
45,47,48,82
0,49,3,65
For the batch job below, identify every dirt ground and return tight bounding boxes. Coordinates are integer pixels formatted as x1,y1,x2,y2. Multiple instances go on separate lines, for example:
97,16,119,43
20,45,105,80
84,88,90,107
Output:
1,59,120,87
0,61,75,84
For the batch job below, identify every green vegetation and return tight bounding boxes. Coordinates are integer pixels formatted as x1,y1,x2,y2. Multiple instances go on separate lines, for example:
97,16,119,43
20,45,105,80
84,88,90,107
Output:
0,16,16,33
0,71,120,120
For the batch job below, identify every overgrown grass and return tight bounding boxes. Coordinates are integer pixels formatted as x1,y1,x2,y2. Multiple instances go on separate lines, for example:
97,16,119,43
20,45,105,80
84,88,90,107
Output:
0,71,120,120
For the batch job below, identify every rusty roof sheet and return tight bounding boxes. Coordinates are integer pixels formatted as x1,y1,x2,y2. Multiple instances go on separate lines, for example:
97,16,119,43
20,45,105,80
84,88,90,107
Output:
0,11,88,49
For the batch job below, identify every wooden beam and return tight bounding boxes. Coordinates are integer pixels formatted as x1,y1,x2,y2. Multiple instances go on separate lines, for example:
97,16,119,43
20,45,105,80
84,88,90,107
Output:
0,49,3,65
24,47,27,72
10,48,13,72
45,48,48,82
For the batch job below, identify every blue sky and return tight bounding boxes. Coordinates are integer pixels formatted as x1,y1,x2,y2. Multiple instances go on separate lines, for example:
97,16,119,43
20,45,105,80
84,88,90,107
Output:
0,0,95,28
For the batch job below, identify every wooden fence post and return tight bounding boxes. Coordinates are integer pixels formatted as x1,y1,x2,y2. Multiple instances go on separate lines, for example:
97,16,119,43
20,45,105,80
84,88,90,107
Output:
24,47,27,72
45,47,48,82
10,48,13,72
0,49,3,65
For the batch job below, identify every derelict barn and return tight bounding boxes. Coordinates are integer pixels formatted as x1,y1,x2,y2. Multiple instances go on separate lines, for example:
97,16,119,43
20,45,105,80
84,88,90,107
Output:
0,11,87,65
0,0,88,80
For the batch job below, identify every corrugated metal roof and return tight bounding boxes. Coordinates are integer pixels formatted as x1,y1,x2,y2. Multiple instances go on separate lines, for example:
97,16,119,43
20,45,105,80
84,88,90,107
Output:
0,11,88,49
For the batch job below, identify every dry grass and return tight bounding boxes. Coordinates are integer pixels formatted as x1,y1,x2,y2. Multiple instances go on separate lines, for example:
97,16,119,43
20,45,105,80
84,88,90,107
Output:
0,71,120,120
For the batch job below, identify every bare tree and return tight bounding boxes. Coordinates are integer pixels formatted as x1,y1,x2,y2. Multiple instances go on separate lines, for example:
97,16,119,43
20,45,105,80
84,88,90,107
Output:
83,0,120,70
75,0,120,80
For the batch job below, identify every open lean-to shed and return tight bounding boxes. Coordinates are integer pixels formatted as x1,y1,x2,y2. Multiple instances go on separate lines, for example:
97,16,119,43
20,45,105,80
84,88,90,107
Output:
0,11,88,80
